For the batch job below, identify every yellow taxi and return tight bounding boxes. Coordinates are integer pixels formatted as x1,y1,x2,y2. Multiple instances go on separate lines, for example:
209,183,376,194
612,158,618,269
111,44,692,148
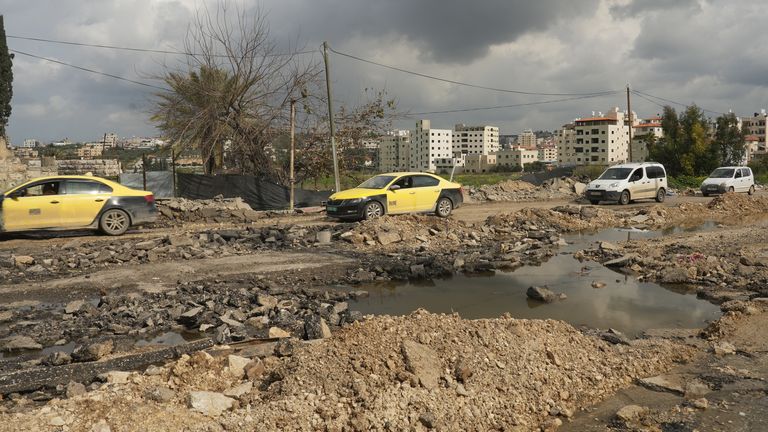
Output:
1,175,158,236
325,172,463,220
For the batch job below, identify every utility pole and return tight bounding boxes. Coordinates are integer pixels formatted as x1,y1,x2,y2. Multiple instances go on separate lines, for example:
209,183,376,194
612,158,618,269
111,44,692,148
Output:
289,99,296,211
322,41,341,192
627,84,633,162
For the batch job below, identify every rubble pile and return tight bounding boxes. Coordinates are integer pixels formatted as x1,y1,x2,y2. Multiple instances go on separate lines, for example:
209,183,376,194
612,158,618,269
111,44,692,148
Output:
705,193,768,215
468,177,585,202
0,311,693,432
155,197,264,225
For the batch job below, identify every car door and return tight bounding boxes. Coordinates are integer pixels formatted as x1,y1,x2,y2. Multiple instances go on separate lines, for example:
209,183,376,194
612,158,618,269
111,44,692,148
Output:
627,169,645,199
385,175,416,214
732,169,743,192
740,168,751,192
411,175,442,211
2,180,65,230
62,180,113,226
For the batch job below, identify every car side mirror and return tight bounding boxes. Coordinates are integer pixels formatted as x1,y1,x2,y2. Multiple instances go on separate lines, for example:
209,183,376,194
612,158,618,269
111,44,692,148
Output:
389,185,401,191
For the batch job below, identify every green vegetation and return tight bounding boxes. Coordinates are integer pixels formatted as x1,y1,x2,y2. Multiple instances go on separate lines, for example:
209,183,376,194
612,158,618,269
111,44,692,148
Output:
573,165,607,180
749,157,768,185
668,175,707,190
0,16,12,138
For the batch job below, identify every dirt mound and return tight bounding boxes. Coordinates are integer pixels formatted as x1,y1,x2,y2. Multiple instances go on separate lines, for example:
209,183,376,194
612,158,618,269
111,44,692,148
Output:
1,312,692,432
155,197,264,225
469,178,585,202
706,193,768,214
486,206,623,232
341,214,491,250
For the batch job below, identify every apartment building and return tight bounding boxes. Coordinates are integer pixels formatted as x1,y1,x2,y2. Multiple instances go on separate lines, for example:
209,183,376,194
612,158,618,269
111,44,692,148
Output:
559,107,635,166
410,120,453,172
630,117,663,162
463,154,497,173
537,142,558,163
518,129,537,148
497,147,538,169
555,125,576,166
102,133,119,149
76,143,104,159
453,124,499,156
741,110,767,151
377,130,411,172
22,139,40,148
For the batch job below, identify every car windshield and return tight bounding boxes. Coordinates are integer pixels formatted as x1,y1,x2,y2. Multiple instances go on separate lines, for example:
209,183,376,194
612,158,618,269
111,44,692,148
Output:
709,168,735,178
357,175,396,189
598,168,633,180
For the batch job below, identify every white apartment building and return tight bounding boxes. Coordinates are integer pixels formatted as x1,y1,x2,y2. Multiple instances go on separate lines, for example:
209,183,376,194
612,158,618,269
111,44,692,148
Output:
630,117,663,162
556,125,576,166
410,120,453,173
102,133,118,148
559,107,635,166
518,129,537,148
741,110,766,151
22,139,41,148
537,142,558,163
378,130,411,172
497,148,538,169
453,124,499,156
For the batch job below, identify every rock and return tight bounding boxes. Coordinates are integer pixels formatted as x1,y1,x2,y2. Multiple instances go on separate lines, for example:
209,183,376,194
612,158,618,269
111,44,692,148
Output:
454,359,473,383
684,380,710,398
224,381,253,398
49,416,67,426
377,231,402,246
713,341,736,356
410,264,426,277
168,235,194,247
630,214,650,224
603,254,636,267
101,371,131,384
65,300,86,314
401,340,440,390
13,255,35,267
275,338,296,357
659,267,695,284
43,351,72,366
692,398,709,409
573,182,587,195
615,404,648,422
227,355,252,379
304,315,332,340
65,381,87,398
134,240,160,250
90,420,111,432
526,286,557,303
2,335,42,351
245,359,266,379
639,375,685,395
268,327,291,338
316,230,332,244
74,340,114,362
145,386,176,403
418,412,437,429
591,281,607,289
601,329,630,345
599,241,619,251
188,391,235,417
332,302,348,314
257,294,278,309
179,306,204,326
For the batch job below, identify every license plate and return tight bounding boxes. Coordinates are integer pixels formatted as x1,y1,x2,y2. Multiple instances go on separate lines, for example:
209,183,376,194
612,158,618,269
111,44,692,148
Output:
590,191,601,196
327,206,337,212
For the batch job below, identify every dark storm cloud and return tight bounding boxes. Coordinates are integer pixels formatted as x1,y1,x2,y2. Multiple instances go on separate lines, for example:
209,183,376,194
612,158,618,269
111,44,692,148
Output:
610,0,702,17
267,0,600,63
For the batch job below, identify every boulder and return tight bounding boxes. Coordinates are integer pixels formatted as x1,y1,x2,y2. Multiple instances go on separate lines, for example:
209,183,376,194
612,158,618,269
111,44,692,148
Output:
377,231,402,246
616,405,648,422
188,391,235,417
268,327,291,338
526,286,558,303
13,255,35,267
401,340,440,390
2,335,42,351
65,300,86,314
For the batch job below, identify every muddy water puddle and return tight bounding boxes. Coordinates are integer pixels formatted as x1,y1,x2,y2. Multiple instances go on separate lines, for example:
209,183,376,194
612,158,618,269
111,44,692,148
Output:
351,227,723,336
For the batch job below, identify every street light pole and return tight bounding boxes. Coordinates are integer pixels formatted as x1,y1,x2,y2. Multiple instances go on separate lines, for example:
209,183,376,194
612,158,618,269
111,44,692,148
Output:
289,99,296,211
322,41,341,192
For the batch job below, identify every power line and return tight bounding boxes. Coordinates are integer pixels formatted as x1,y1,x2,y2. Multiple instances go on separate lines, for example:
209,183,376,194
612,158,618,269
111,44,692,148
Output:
10,49,168,91
7,34,317,58
632,89,727,116
409,92,621,116
328,46,619,97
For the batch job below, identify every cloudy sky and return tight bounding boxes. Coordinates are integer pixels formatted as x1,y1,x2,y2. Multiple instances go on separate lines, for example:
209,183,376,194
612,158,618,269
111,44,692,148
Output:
2,0,767,144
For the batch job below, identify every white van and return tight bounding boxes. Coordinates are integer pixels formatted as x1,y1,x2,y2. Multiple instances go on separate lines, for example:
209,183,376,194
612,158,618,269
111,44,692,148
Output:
585,162,668,205
700,166,755,196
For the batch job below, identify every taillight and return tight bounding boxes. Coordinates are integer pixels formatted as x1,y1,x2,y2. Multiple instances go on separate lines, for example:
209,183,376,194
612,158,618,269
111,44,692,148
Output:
144,194,155,204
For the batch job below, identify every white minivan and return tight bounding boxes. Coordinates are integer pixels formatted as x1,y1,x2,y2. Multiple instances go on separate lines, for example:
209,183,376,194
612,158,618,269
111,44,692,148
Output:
700,166,755,196
585,162,668,205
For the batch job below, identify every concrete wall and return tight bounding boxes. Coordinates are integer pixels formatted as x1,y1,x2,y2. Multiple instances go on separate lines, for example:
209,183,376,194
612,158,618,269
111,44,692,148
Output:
0,139,58,191
57,159,122,177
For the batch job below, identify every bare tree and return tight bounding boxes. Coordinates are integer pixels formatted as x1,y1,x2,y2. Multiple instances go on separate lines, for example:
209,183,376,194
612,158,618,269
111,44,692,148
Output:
151,3,323,176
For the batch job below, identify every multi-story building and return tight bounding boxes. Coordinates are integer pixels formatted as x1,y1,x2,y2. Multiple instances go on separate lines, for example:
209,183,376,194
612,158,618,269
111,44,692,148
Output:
741,110,767,151
410,120,453,173
518,129,537,148
537,141,558,163
378,130,411,172
13,147,38,159
497,148,538,169
453,124,499,156
630,117,663,162
463,154,497,173
744,135,761,164
76,143,104,159
362,139,380,150
559,107,635,166
499,135,518,149
102,133,119,149
22,139,41,148
555,124,576,166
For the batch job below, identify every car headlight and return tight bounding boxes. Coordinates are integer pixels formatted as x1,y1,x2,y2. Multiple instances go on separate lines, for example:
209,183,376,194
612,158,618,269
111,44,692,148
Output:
344,198,363,205
609,182,619,188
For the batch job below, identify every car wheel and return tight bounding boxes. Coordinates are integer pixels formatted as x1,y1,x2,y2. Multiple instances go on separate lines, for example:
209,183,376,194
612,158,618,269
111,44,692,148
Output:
655,188,666,203
702,192,709,197
99,209,130,236
363,201,384,220
435,197,453,218
618,190,630,205
748,185,755,196
589,200,600,205
728,186,735,193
